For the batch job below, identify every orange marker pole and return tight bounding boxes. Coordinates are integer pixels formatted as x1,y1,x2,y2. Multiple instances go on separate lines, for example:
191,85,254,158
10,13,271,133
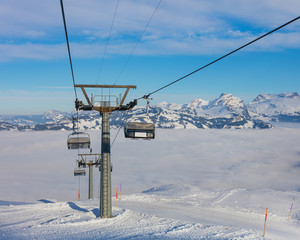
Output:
288,203,293,221
263,208,268,237
116,187,118,208
78,177,81,201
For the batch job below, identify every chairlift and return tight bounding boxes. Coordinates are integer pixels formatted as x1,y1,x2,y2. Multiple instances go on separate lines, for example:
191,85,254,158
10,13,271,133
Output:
67,116,91,149
124,122,155,139
74,168,86,176
67,132,91,150
124,97,155,139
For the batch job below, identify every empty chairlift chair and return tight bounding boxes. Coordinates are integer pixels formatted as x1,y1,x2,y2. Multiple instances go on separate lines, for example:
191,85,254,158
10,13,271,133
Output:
74,168,86,176
124,97,155,140
67,132,91,150
124,122,155,139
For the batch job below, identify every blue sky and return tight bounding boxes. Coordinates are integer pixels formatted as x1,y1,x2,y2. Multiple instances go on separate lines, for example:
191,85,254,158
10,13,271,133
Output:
0,0,299,114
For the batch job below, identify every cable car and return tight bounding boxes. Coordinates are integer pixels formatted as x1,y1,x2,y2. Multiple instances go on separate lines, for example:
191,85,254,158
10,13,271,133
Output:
74,168,86,176
67,132,91,150
124,122,155,139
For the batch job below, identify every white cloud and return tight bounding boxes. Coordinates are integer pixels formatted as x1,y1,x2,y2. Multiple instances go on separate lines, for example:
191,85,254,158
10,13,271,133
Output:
0,0,299,61
0,43,65,61
0,29,299,62
23,30,46,38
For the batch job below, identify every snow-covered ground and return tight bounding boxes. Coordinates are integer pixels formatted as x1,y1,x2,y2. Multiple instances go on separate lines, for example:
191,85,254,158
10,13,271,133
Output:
0,126,300,239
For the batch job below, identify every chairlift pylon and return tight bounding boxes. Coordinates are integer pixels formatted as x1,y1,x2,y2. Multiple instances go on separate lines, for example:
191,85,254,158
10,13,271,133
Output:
99,162,113,172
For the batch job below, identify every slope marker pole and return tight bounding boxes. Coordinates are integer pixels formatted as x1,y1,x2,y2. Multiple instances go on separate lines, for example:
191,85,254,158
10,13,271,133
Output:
263,208,268,237
116,187,118,208
78,177,81,201
288,203,293,221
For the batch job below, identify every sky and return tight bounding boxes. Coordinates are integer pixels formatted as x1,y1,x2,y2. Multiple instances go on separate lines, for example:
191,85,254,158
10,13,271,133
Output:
0,0,299,115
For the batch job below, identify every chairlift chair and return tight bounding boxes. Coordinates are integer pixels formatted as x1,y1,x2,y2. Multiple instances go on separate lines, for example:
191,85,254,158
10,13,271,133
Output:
124,97,155,140
74,168,86,176
124,122,155,139
67,132,91,150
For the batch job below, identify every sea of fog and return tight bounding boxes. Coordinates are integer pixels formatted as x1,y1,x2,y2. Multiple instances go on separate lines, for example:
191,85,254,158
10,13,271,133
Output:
0,125,299,202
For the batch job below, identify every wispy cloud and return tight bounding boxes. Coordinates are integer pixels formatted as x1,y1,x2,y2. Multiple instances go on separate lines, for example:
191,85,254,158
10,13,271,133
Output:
1,30,299,62
0,43,65,61
0,0,299,61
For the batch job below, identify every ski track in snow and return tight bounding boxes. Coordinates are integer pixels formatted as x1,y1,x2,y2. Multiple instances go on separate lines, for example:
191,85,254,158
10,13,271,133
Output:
1,186,299,239
0,196,262,239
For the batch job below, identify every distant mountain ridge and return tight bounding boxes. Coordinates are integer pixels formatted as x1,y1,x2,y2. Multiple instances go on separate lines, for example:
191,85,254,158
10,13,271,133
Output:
1,92,300,131
247,92,300,122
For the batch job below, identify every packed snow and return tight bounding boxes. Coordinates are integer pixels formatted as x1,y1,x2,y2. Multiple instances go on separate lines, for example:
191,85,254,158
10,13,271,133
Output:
0,126,300,239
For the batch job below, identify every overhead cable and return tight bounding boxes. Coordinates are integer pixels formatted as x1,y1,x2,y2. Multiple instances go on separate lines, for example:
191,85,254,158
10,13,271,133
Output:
60,0,78,99
140,15,300,100
96,0,120,84
111,126,122,148
113,0,163,85
111,111,129,148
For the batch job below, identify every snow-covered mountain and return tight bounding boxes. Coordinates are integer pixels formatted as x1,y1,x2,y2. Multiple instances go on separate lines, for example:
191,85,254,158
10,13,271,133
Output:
1,92,299,131
247,92,300,122
128,93,262,129
0,110,72,131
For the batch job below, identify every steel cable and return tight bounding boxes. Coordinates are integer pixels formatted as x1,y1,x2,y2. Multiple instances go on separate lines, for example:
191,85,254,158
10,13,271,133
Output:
60,0,78,99
96,0,120,84
139,15,300,100
113,0,163,85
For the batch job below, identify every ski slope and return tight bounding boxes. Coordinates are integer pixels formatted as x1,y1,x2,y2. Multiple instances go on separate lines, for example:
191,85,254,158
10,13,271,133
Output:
1,185,299,239
0,126,300,239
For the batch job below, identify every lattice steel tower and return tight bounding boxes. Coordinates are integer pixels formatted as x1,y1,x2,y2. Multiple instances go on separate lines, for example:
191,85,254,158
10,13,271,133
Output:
75,84,136,218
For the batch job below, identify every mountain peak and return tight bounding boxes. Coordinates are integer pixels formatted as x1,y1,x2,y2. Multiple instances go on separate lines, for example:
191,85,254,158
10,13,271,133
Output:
248,92,300,116
211,93,245,108
251,92,299,104
278,92,299,98
156,102,182,110
42,110,69,122
202,93,250,119
156,102,169,107
186,98,209,108
3,92,300,131
251,93,271,103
